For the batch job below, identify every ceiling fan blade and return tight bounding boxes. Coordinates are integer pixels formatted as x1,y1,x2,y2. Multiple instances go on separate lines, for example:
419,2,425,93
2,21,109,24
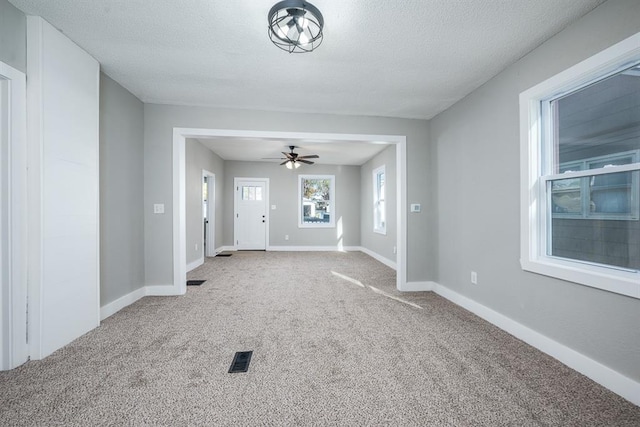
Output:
298,159,314,165
282,152,294,159
280,160,289,165
298,154,319,159
262,157,287,160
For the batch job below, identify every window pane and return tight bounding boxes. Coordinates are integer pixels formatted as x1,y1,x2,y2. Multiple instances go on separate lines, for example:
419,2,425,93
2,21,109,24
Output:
551,177,585,215
302,178,331,224
554,64,640,169
591,171,634,214
242,186,262,201
548,171,639,271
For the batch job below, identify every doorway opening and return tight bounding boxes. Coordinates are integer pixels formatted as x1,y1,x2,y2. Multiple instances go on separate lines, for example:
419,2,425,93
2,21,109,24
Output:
202,171,215,257
172,128,407,296
0,61,28,371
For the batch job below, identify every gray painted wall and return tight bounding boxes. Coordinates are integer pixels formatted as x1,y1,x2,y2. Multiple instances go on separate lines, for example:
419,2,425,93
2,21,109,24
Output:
429,0,640,381
0,0,26,72
185,138,224,264
143,106,433,286
360,145,397,262
99,73,145,306
223,161,361,248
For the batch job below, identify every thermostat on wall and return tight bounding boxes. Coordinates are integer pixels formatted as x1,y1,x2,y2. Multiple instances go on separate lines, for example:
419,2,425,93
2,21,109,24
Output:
410,203,421,213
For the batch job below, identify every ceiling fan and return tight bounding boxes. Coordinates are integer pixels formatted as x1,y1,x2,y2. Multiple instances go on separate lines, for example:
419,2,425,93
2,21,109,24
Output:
265,145,319,169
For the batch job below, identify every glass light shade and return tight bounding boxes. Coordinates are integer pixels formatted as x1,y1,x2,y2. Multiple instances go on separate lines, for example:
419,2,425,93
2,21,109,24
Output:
268,1,324,53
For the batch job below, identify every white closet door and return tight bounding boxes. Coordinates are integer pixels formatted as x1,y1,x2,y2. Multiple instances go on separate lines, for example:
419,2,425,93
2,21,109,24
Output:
27,17,100,359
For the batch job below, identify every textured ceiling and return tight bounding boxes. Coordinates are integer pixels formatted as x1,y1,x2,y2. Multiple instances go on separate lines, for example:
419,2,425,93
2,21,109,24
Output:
10,0,607,121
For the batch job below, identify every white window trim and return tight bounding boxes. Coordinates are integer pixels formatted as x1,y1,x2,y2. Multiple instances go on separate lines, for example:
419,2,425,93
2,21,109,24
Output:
520,31,640,299
373,165,386,235
298,174,335,228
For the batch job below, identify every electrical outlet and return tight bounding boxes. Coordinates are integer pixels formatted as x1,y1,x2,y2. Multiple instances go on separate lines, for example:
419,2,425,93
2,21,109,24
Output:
393,246,397,254
285,235,289,241
471,271,478,285
195,244,198,251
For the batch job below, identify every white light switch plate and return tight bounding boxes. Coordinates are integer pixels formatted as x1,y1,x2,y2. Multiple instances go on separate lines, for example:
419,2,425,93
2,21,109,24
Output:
410,203,421,213
153,204,165,214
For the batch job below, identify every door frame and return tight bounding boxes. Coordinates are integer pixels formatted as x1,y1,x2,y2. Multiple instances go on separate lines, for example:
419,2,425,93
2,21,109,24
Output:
233,177,269,250
172,128,407,296
202,170,216,257
0,61,28,370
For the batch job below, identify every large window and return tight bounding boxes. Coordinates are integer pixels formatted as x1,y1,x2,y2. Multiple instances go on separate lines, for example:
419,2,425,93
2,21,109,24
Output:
373,165,386,234
520,32,640,298
298,175,335,228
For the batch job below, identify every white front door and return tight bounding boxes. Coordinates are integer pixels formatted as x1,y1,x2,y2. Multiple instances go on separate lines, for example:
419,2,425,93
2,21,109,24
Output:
234,179,268,250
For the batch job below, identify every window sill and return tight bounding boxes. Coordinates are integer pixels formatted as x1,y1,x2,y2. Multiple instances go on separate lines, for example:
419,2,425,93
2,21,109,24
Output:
521,257,640,299
298,223,335,229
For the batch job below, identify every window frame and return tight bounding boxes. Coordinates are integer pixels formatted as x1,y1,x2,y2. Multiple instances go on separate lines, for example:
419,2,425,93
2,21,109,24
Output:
551,150,640,220
298,174,336,228
519,32,640,299
373,165,386,235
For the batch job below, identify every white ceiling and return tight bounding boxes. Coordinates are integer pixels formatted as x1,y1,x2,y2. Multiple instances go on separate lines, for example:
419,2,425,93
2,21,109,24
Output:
196,136,390,166
9,0,607,165
10,0,606,120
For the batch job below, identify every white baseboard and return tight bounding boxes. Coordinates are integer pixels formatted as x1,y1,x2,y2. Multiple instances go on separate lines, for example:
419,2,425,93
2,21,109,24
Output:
145,285,185,296
186,257,203,272
431,282,640,407
267,245,360,252
215,246,234,254
100,284,185,321
359,247,397,270
401,281,435,292
100,287,147,320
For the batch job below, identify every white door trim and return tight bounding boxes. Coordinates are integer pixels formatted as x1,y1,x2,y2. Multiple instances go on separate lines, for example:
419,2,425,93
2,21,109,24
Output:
0,61,28,370
172,128,407,293
234,177,269,250
202,170,215,257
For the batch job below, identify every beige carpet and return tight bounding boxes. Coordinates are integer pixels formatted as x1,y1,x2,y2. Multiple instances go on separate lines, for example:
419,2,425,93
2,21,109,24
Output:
1,251,638,426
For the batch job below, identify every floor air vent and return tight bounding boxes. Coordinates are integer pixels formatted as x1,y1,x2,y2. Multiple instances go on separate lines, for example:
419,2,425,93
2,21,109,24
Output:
228,351,253,373
186,280,206,286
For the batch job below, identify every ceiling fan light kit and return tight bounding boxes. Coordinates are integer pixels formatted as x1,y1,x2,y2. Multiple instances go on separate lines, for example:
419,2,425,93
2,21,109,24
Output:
268,0,324,53
286,160,301,169
268,145,320,168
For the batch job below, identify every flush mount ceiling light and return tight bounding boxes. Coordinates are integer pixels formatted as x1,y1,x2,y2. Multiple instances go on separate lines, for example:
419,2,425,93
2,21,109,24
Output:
268,0,324,53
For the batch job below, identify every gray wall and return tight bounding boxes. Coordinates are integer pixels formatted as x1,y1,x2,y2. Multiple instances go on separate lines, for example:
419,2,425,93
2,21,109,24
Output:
222,161,361,248
185,139,224,264
143,105,433,286
0,0,26,73
360,145,397,262
100,73,145,306
429,0,640,381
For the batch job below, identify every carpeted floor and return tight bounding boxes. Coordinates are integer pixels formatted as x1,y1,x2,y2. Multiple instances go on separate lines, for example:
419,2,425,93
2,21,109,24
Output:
1,251,638,426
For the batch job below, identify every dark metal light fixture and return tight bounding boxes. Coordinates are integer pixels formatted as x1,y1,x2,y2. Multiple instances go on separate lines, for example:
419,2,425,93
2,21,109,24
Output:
268,0,324,53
